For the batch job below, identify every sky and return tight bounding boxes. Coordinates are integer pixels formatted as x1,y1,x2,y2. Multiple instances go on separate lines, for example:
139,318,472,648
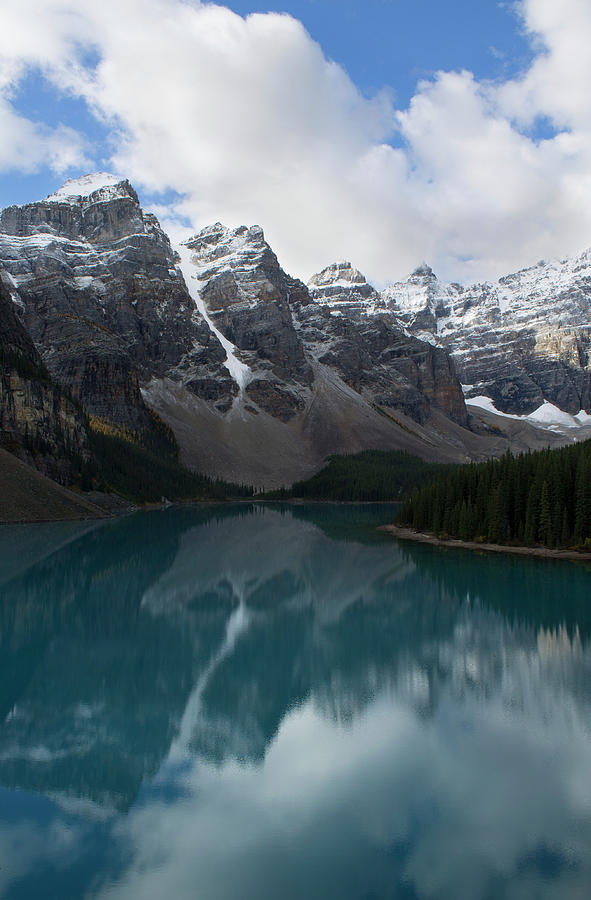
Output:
1,0,591,285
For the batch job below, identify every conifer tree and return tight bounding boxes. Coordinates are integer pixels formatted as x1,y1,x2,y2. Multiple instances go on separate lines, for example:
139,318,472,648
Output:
538,481,553,546
561,507,570,547
396,438,591,550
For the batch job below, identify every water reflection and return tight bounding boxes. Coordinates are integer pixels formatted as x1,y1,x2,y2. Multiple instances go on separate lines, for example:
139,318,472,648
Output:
0,504,590,899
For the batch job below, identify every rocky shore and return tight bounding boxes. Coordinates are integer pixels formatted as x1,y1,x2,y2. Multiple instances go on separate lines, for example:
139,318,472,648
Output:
382,524,591,563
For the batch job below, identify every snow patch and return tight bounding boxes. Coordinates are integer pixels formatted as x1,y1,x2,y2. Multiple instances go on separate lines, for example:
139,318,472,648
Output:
575,410,591,424
74,276,94,289
467,396,513,418
467,396,590,431
10,291,25,311
46,173,126,203
527,401,581,428
0,232,73,250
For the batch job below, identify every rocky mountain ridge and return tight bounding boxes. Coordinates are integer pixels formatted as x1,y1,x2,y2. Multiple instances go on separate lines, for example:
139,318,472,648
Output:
304,261,468,426
378,253,591,417
178,222,313,420
2,173,588,490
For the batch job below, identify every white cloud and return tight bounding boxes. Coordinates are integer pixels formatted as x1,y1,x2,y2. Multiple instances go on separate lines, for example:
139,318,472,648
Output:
0,0,591,283
499,0,591,130
0,98,90,174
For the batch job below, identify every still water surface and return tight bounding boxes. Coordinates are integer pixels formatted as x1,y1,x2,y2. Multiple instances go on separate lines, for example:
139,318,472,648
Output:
0,503,590,900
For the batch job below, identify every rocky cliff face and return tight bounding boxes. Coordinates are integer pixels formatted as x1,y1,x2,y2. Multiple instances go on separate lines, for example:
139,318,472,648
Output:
178,234,468,427
0,271,89,483
304,262,468,425
0,175,470,435
0,175,218,430
179,223,313,420
382,255,591,416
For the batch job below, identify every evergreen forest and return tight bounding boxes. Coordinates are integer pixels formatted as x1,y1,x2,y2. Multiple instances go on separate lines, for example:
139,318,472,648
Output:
397,440,591,548
84,415,253,502
272,450,451,501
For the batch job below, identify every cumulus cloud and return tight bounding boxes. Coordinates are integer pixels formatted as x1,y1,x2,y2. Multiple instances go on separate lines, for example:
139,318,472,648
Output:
499,0,591,130
0,99,90,173
0,0,591,283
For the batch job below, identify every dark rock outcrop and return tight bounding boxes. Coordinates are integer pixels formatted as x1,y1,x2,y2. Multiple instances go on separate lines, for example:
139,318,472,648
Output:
304,263,468,425
0,271,89,483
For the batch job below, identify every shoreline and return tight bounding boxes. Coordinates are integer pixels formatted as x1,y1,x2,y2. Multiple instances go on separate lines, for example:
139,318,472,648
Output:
381,524,591,563
0,495,397,525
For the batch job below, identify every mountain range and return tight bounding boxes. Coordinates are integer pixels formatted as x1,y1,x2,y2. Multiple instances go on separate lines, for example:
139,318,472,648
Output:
1,173,590,494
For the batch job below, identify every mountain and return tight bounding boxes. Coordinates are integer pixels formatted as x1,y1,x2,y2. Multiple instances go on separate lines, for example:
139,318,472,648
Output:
305,260,468,426
0,174,212,433
1,173,587,494
177,221,313,419
143,218,511,486
381,255,591,420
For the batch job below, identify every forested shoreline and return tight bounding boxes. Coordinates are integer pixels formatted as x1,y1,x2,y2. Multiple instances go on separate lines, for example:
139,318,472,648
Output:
86,415,254,502
397,440,591,549
270,450,452,502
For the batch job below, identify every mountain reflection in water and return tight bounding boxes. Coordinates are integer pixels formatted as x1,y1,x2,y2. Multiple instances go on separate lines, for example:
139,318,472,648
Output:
0,503,590,900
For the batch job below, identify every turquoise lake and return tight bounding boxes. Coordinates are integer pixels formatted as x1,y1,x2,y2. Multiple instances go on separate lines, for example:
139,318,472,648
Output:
0,502,590,900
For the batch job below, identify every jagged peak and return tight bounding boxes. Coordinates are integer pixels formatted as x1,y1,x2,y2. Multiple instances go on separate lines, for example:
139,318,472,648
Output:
308,260,370,288
45,173,135,204
185,222,228,248
186,222,267,250
409,262,436,280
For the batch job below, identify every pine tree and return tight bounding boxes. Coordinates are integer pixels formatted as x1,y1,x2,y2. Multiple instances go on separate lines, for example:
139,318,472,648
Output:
396,437,591,550
574,455,589,543
524,485,538,545
538,480,553,546
459,499,470,541
487,482,504,544
561,507,570,547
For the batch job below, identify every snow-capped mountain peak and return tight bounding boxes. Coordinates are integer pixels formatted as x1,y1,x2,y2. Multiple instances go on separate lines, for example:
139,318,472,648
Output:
307,261,379,307
409,262,436,280
45,173,133,204
306,247,591,419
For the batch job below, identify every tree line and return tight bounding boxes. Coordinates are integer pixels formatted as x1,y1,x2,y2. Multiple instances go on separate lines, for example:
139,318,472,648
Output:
397,440,591,548
270,450,451,501
86,416,254,502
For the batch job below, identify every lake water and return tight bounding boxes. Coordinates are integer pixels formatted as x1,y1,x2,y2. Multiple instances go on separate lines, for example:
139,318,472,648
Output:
0,503,590,900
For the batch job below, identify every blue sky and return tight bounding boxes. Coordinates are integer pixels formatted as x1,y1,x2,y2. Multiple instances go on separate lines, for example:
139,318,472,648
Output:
1,0,590,284
224,0,533,99
3,0,534,205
